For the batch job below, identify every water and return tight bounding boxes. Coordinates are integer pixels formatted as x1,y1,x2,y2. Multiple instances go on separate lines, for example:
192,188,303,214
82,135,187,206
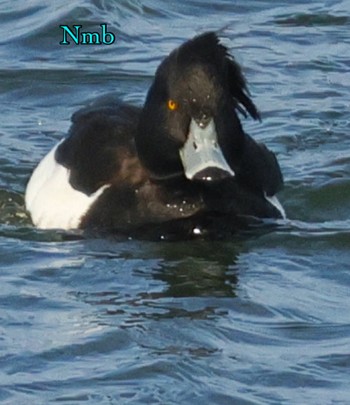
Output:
1,0,350,403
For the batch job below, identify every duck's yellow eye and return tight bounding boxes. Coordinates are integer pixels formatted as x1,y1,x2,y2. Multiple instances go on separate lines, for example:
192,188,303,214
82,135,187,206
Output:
167,99,178,111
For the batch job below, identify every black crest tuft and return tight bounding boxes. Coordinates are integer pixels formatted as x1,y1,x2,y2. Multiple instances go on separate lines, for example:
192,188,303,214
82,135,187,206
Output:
174,32,261,121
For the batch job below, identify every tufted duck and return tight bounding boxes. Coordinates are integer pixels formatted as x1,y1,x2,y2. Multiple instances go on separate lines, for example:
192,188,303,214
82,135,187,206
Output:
25,32,285,238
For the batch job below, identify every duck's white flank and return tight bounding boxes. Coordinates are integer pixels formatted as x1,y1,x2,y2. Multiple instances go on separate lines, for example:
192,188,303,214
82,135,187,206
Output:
264,193,286,219
25,141,109,230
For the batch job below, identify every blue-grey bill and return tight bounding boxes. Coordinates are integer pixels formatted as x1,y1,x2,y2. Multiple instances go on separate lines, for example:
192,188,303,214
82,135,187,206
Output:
179,118,235,181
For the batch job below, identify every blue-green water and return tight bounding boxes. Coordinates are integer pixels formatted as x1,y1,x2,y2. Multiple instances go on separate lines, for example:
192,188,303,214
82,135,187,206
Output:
1,1,350,404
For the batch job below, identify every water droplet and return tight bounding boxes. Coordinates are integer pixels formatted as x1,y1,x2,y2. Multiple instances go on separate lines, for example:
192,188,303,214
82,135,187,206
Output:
193,227,201,235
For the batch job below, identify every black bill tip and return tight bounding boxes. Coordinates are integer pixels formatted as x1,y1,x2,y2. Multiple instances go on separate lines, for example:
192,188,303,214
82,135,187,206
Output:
192,167,234,182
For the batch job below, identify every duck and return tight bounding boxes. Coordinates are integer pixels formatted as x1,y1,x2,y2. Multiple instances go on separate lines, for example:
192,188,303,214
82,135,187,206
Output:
25,32,285,239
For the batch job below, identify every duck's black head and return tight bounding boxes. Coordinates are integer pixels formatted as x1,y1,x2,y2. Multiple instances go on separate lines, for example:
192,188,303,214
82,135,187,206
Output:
136,32,260,182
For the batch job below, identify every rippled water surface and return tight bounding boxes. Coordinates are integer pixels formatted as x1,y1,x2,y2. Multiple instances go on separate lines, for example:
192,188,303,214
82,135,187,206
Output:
1,0,350,404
